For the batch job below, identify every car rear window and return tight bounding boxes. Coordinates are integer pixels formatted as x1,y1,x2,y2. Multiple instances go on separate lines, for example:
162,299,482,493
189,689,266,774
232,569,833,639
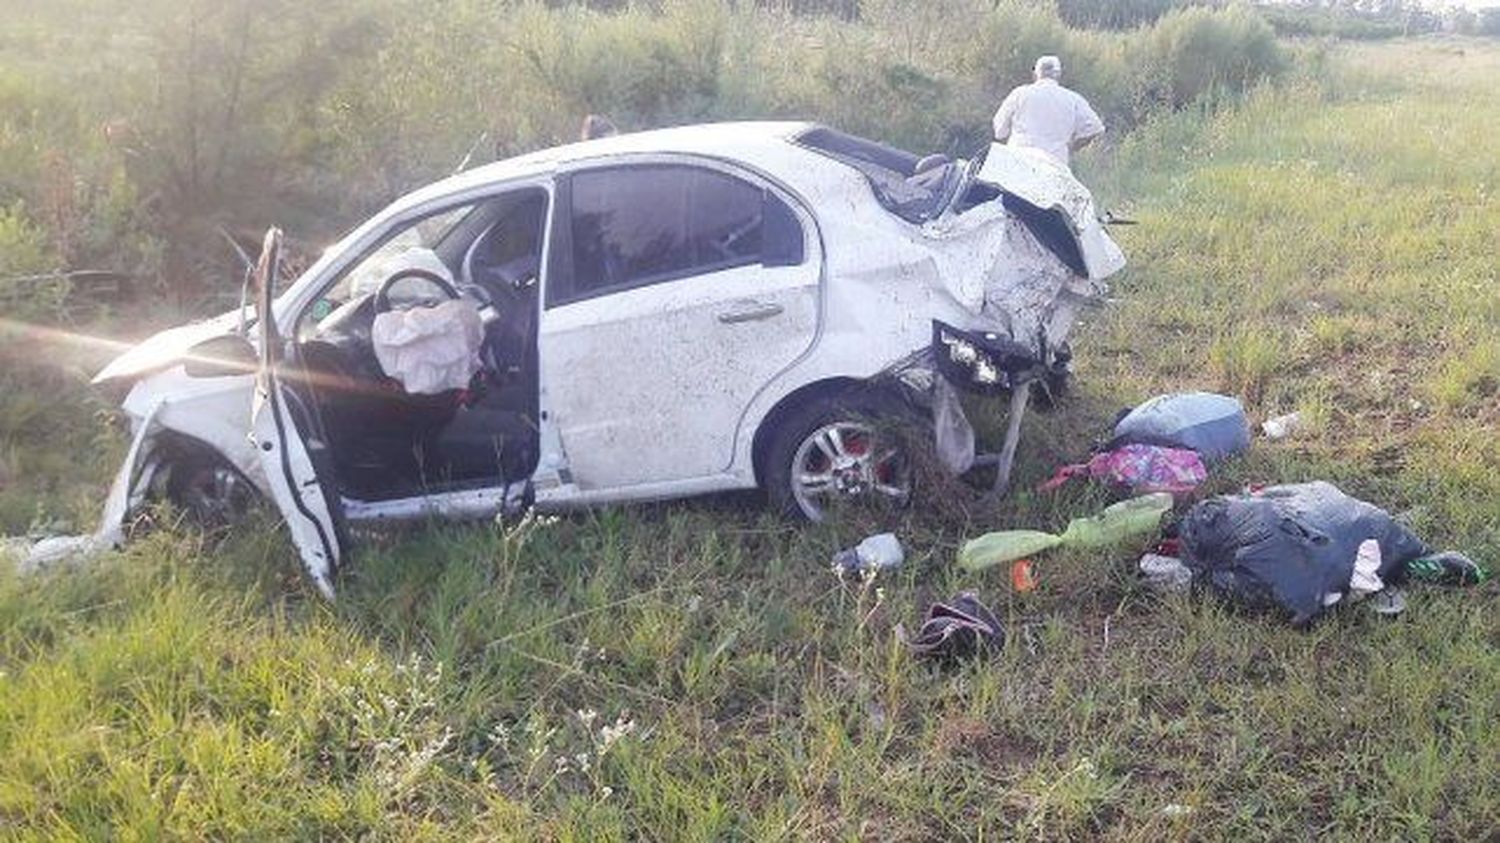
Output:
794,126,920,177
792,125,956,224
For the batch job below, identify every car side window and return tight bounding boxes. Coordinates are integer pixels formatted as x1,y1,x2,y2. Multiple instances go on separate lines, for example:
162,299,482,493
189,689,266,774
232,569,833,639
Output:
559,164,803,303
688,168,763,267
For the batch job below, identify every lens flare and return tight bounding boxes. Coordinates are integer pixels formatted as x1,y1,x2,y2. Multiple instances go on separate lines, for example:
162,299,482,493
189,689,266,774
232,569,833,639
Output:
0,315,137,359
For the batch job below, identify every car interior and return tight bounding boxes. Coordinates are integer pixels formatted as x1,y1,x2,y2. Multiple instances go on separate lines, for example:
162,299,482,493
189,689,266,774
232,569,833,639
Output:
288,189,548,501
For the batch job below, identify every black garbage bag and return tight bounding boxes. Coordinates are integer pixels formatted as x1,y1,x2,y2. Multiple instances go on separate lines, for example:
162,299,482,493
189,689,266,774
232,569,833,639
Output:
1179,481,1429,625
905,592,1004,664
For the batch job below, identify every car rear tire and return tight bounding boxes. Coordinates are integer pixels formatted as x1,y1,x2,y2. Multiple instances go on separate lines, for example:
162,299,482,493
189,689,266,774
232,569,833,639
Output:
762,390,917,522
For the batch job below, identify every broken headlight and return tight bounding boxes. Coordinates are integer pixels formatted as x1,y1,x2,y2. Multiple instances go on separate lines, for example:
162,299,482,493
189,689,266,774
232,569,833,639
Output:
931,320,1041,395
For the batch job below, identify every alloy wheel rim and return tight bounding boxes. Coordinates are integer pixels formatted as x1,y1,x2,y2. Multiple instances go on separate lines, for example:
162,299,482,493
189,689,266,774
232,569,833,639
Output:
790,421,910,521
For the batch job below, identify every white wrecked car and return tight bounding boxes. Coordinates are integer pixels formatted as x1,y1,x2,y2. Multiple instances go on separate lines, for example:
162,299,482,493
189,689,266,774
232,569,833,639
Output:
69,122,1124,597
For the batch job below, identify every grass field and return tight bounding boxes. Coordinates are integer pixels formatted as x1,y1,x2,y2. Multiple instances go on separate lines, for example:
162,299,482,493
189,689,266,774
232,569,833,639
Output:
3,38,1499,840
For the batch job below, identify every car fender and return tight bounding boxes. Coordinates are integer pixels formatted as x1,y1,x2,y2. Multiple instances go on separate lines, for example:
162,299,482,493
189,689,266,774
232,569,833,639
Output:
733,207,1084,479
121,367,271,497
731,239,995,478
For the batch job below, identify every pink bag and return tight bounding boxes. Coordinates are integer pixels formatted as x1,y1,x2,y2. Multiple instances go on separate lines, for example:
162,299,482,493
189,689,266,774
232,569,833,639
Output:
1040,444,1206,495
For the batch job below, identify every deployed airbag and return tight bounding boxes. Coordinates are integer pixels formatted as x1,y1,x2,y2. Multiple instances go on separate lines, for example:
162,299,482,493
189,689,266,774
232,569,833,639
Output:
371,299,484,394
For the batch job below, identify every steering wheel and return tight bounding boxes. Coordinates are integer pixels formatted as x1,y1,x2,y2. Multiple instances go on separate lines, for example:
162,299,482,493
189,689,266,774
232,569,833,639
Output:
373,268,461,314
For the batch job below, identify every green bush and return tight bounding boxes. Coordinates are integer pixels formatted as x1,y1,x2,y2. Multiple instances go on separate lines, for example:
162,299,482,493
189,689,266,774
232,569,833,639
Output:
1260,4,1405,40
1056,0,1215,31
1481,8,1500,37
0,203,66,322
1135,5,1285,107
0,0,1292,311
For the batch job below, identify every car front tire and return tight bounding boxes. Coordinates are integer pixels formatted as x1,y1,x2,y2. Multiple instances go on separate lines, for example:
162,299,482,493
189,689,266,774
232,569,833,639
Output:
157,442,260,528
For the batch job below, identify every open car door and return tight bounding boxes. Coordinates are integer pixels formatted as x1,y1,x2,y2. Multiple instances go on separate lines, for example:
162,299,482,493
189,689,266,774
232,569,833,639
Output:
250,228,343,599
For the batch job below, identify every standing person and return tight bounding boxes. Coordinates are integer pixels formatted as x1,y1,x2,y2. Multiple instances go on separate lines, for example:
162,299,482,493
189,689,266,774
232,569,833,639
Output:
991,55,1104,169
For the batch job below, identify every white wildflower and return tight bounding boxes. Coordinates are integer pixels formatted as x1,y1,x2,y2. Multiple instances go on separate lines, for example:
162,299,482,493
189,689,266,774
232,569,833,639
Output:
1162,804,1194,818
599,714,637,753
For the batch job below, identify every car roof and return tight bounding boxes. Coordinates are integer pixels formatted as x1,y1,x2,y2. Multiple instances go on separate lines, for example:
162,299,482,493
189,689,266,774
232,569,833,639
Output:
505,120,816,170
402,121,820,206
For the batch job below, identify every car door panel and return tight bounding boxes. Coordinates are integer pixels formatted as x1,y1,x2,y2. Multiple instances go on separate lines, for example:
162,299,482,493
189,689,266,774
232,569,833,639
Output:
250,228,343,599
541,264,817,489
538,162,820,490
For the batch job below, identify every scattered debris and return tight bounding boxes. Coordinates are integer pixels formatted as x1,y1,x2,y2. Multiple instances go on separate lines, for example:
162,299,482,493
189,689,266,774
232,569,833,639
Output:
1349,538,1385,597
1110,392,1249,461
831,532,905,579
1406,551,1490,585
1179,481,1443,626
1261,411,1304,440
1138,553,1193,593
1010,559,1039,592
1039,392,1236,498
959,492,1174,571
902,592,1004,664
1039,443,1206,496
1366,587,1407,616
13,535,112,574
1161,803,1195,818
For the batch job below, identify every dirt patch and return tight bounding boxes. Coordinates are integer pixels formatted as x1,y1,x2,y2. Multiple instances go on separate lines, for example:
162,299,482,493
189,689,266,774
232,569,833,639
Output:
932,715,1046,770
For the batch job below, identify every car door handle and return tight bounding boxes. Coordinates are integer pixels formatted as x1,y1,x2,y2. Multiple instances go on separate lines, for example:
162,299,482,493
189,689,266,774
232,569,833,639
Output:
716,301,784,324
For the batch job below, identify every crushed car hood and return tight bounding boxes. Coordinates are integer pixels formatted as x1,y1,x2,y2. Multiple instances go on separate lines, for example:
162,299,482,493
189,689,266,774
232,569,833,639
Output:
92,308,251,386
969,144,1126,280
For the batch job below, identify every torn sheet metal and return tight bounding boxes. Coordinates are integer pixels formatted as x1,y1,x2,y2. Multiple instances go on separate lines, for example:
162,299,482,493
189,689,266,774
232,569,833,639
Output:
923,209,1097,359
972,143,1126,280
922,160,1115,359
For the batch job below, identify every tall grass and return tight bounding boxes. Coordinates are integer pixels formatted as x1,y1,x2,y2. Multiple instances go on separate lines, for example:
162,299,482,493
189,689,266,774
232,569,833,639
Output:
4,18,1499,839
